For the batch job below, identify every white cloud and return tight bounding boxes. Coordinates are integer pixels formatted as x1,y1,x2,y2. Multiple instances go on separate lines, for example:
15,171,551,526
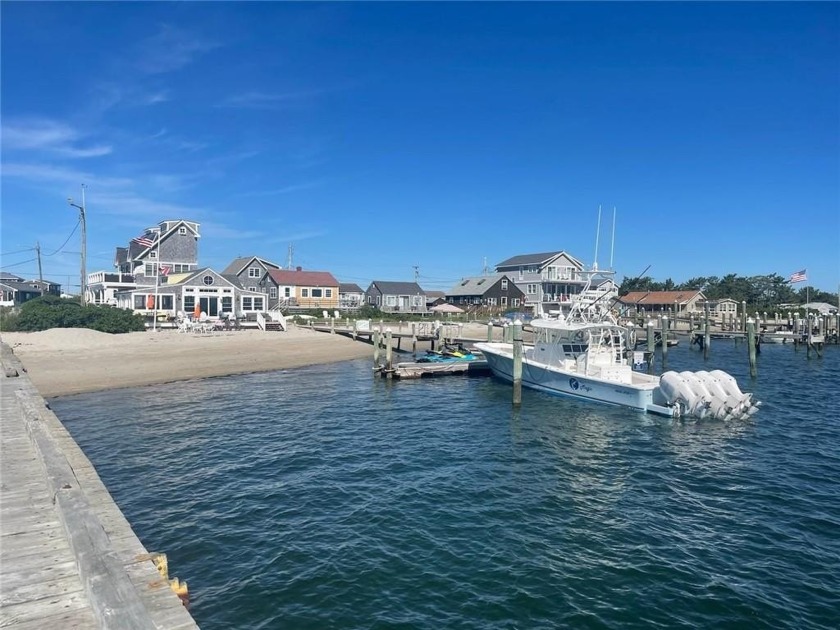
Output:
2,119,112,158
1,162,132,188
135,25,219,75
218,89,320,109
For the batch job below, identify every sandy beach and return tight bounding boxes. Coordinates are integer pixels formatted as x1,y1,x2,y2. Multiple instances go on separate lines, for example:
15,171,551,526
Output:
0,325,375,398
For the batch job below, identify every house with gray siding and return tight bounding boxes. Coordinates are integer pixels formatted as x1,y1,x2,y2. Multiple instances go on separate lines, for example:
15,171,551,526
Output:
88,219,201,305
116,267,264,320
445,274,525,311
365,281,427,313
339,283,365,310
495,250,586,314
221,256,283,300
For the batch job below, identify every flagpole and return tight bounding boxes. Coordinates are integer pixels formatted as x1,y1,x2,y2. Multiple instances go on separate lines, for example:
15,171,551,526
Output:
153,228,161,332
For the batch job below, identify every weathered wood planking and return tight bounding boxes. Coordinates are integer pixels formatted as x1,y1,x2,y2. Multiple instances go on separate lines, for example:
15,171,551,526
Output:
1,342,199,629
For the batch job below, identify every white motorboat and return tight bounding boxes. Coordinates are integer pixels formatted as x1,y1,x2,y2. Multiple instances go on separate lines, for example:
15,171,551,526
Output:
476,268,759,420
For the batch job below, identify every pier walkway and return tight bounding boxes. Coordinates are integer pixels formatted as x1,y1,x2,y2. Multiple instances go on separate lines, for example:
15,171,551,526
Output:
0,343,198,629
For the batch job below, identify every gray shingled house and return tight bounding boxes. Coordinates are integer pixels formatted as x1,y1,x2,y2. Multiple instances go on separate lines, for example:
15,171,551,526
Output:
364,281,427,313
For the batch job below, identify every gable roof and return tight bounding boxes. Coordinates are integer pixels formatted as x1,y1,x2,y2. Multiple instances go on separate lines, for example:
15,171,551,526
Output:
367,281,425,295
159,267,239,290
446,274,512,297
267,269,339,287
496,251,562,267
618,290,705,305
339,282,364,293
221,256,282,275
0,272,24,281
495,250,584,269
129,220,200,260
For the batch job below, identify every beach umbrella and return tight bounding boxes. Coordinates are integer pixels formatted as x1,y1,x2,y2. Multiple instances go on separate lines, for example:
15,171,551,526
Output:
146,294,154,310
194,302,201,319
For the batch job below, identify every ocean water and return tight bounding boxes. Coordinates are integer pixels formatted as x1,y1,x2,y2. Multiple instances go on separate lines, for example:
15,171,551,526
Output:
51,341,839,629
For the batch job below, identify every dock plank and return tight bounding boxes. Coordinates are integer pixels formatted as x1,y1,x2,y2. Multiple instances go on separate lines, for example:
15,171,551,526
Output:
1,343,199,629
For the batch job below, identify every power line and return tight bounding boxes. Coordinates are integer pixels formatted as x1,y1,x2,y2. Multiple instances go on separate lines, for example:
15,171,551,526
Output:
44,218,81,256
0,247,35,257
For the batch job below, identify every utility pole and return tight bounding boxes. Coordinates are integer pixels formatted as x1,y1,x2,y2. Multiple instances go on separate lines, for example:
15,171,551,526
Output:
35,241,44,295
287,243,294,269
68,184,87,306
413,265,420,282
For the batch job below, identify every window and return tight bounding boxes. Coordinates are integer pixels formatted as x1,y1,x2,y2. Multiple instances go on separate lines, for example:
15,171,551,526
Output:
386,296,396,306
241,296,265,311
248,267,260,278
526,284,538,294
301,288,309,297
179,227,187,235
311,288,323,298
412,295,422,306
501,279,508,290
149,251,157,259
269,287,277,298
203,275,214,286
144,263,155,276
501,296,508,306
249,287,256,292
325,288,332,298
284,287,291,298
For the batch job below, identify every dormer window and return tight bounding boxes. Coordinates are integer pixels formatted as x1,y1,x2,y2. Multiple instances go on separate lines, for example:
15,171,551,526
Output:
179,227,187,235
248,267,261,278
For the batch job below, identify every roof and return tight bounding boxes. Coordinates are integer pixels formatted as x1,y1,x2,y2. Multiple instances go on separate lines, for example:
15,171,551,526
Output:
446,274,510,297
0,272,23,281
267,269,339,286
495,251,563,268
367,281,425,295
425,290,446,299
221,256,282,275
339,282,364,293
618,290,705,305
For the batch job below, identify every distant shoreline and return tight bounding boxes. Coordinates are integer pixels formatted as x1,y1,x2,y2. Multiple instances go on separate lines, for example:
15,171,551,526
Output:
1,327,373,398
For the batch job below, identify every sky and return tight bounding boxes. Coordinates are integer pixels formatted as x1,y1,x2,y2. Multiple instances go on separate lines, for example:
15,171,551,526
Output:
2,2,838,294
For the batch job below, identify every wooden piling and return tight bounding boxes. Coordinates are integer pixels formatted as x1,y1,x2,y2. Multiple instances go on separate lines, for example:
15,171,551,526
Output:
646,320,655,374
661,316,669,364
373,329,381,371
512,319,523,405
704,302,711,359
747,318,757,377
412,323,417,354
487,322,493,342
330,317,335,334
385,328,393,378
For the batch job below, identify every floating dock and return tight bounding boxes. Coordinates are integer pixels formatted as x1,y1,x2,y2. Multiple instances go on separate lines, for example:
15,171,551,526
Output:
379,358,490,379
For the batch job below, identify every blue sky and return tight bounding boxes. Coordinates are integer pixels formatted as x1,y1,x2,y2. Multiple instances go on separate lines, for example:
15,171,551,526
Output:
2,2,838,293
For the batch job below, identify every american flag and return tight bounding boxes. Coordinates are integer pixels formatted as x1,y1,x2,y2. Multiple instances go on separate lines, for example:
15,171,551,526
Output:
159,265,172,276
132,234,155,248
789,269,807,283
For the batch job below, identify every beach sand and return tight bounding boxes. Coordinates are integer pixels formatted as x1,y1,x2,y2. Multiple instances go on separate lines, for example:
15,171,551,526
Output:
0,325,374,398
1,322,496,398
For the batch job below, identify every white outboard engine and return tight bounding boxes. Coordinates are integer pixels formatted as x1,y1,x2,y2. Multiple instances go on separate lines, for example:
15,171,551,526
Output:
659,369,759,420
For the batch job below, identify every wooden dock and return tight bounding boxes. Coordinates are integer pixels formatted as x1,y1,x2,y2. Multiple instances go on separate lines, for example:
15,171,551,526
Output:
380,358,490,379
1,343,198,629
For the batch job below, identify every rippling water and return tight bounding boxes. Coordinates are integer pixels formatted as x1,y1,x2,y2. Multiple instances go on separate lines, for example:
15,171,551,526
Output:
52,341,839,629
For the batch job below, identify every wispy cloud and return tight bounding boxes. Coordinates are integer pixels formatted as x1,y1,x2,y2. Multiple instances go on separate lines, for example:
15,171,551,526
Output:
135,25,219,75
1,162,132,189
199,222,265,240
2,119,112,159
92,191,205,221
218,89,322,109
238,180,324,197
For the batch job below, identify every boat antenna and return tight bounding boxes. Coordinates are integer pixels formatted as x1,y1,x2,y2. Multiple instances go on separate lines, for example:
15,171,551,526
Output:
609,206,616,271
593,205,602,271
586,263,652,314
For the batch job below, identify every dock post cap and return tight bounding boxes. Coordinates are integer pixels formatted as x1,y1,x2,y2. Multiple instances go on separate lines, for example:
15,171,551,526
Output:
513,318,523,325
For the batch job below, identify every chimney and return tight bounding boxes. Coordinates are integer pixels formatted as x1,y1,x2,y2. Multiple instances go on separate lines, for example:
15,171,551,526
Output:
296,266,302,271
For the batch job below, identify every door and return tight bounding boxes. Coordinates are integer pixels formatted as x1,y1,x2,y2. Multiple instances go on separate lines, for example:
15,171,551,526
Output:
199,296,219,317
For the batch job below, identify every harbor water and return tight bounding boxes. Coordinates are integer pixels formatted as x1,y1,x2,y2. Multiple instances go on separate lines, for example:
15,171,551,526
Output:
51,341,839,629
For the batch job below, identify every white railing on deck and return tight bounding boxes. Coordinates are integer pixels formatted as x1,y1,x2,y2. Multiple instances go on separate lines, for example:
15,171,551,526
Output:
256,311,266,331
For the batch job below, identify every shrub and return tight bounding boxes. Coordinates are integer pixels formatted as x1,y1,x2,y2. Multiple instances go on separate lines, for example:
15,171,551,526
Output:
8,296,145,333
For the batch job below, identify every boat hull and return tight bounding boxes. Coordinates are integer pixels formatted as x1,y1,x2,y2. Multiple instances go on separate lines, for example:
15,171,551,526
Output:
475,342,670,414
